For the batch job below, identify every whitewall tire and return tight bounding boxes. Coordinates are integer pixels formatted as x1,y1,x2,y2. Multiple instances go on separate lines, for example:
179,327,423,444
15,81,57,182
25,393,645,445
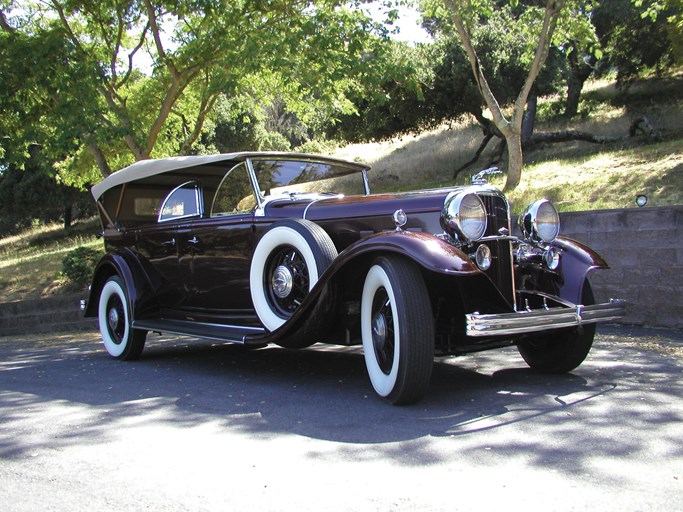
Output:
250,219,337,332
98,276,146,360
361,256,434,405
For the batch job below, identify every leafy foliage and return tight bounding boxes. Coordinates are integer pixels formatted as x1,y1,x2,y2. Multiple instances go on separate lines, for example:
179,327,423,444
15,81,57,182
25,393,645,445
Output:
0,151,92,237
0,0,389,182
594,0,678,84
61,246,102,286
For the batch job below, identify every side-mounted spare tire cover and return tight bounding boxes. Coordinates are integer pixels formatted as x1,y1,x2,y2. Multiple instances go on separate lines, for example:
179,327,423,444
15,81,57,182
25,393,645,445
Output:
250,219,338,331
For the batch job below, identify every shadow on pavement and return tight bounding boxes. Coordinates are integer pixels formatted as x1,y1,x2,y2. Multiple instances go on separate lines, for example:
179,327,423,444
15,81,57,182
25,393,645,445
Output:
1,325,681,471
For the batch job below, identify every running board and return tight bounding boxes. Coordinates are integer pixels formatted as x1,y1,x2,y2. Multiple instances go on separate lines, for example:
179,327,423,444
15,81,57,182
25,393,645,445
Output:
132,319,267,344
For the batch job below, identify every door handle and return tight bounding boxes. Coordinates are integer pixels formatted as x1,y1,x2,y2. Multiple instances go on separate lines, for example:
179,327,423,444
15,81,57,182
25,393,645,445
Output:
188,236,199,245
163,238,176,246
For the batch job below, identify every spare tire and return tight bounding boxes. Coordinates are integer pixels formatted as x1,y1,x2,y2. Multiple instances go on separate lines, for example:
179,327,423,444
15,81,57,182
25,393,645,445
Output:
250,219,337,332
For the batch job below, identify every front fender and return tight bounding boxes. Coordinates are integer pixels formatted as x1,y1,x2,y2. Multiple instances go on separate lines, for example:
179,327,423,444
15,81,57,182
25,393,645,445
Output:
247,230,481,346
84,249,160,322
554,236,609,304
334,230,480,276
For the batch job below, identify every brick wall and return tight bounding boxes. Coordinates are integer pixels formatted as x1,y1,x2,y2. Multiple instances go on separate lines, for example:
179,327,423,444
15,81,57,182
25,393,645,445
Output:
559,206,683,329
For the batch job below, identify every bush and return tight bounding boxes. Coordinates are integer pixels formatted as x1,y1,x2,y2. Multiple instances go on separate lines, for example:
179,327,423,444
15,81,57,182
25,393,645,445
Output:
256,130,291,151
62,246,102,286
295,139,337,155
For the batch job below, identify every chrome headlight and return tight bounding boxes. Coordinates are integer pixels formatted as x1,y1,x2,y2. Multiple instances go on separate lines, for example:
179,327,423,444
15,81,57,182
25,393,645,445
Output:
441,191,487,242
519,199,560,243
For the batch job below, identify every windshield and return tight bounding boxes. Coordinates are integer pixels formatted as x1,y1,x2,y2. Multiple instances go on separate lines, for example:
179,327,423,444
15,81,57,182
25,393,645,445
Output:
250,159,367,197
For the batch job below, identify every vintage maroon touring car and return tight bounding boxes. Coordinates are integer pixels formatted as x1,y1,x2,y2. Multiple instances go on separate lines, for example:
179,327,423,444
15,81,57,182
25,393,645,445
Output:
84,152,626,404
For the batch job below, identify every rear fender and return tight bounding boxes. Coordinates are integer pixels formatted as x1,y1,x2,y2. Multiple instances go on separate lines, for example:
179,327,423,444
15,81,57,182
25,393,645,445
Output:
84,249,159,322
554,237,609,304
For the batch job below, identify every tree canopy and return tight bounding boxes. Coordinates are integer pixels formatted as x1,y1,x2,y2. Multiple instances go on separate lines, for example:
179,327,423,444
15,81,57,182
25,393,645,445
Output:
0,0,389,186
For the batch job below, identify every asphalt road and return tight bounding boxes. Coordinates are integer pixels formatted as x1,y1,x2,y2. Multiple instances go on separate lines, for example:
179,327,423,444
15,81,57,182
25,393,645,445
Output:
1,325,681,512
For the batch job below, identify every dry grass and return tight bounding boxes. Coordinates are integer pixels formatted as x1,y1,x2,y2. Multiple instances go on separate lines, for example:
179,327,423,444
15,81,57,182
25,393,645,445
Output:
332,73,683,211
0,219,100,302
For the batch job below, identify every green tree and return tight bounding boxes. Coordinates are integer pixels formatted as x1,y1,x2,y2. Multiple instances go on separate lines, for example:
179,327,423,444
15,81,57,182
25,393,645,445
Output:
0,1,387,184
594,0,678,85
330,40,435,141
420,0,598,189
636,0,683,64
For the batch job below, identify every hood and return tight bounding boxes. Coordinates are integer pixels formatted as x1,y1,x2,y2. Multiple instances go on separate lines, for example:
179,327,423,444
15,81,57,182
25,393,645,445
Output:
264,187,463,223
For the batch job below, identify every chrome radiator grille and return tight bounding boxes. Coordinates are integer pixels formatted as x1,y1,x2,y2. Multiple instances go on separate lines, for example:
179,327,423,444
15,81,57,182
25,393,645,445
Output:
479,192,510,237
478,192,515,307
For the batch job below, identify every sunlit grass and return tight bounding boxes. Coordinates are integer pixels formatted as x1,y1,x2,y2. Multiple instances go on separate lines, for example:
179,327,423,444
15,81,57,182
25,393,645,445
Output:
0,218,101,302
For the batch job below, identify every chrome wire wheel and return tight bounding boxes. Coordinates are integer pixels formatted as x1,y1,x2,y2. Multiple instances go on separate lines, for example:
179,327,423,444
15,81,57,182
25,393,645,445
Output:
265,245,310,318
250,219,337,334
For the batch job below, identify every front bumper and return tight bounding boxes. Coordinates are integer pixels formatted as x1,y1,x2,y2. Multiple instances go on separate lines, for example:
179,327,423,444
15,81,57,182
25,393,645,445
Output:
465,299,627,337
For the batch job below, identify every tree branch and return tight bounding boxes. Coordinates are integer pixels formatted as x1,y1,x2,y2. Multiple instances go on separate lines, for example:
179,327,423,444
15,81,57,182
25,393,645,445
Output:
142,0,176,76
514,0,565,131
444,0,510,137
0,9,15,33
178,91,220,155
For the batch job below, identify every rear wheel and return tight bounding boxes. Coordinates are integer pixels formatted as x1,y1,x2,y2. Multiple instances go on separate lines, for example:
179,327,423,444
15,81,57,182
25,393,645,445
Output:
361,256,434,405
98,276,147,360
517,280,596,373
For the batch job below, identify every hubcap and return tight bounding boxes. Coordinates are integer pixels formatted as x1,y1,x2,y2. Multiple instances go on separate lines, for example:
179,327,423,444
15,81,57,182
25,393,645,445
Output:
271,265,294,298
372,311,387,348
108,307,119,332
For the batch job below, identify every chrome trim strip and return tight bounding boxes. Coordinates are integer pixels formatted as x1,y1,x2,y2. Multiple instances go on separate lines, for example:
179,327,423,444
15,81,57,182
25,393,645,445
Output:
302,194,344,219
245,158,264,210
465,299,627,337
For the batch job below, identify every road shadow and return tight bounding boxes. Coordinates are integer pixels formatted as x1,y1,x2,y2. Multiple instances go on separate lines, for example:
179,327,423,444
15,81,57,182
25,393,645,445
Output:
1,327,682,471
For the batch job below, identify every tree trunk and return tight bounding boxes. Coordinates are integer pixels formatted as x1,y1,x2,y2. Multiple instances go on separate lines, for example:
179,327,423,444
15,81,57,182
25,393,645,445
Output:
565,49,597,118
63,205,73,230
521,89,537,144
504,132,523,191
87,142,113,179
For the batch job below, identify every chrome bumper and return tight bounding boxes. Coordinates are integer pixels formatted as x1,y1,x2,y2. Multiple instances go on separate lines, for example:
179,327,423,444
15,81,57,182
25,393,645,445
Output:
465,299,627,337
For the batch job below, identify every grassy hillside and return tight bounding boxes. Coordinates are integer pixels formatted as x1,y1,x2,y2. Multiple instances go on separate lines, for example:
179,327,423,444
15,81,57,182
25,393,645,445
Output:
0,220,101,303
1,73,681,303
333,73,683,213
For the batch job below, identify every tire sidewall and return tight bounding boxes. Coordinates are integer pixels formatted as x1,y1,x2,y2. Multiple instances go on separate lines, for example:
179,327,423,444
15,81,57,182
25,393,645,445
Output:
361,263,401,398
250,223,322,331
98,277,130,358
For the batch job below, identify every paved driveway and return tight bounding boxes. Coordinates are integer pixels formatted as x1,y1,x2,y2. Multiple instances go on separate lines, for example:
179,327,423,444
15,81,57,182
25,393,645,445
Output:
1,326,681,511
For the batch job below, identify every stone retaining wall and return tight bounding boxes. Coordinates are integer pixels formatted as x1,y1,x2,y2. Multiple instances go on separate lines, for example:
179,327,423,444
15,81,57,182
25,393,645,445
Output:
0,293,96,336
560,206,683,329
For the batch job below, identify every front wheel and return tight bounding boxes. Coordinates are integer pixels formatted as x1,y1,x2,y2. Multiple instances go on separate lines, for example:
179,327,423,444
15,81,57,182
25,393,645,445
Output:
517,280,596,373
361,256,434,405
98,276,147,360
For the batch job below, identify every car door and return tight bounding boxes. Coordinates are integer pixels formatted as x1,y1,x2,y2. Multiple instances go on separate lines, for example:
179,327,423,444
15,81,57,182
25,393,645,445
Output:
178,162,259,319
134,181,204,312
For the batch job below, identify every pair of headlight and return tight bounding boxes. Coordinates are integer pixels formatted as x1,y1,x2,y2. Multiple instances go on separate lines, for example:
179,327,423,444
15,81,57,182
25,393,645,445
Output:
441,191,560,245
